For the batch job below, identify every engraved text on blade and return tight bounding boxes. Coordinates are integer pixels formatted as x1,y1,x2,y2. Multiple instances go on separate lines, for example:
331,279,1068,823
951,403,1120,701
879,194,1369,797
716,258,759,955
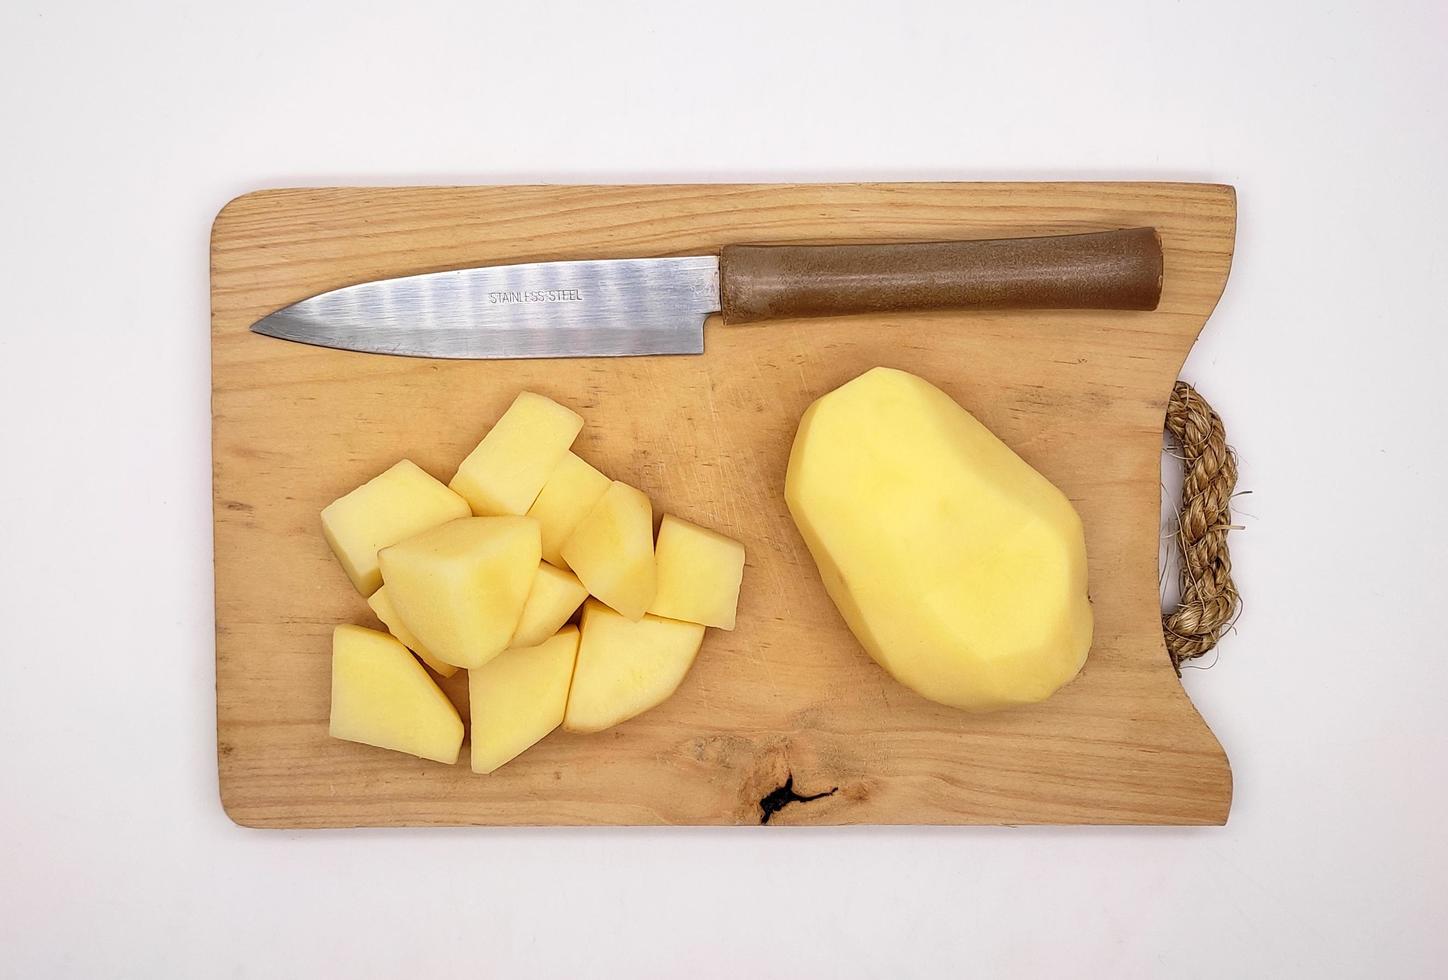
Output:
487,289,584,305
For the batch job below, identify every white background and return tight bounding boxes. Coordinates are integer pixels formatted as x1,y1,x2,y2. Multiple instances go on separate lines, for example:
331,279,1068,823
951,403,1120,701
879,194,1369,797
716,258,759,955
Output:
3,1,1445,976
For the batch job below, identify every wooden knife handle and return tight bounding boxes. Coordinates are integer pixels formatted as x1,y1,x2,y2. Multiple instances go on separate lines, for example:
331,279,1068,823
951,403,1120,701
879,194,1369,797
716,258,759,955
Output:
718,227,1162,324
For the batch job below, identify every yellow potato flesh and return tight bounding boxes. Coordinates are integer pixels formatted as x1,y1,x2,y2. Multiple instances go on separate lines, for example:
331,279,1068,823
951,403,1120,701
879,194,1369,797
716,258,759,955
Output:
562,600,705,734
449,392,583,516
378,517,541,670
468,626,580,774
509,562,588,649
560,481,656,620
785,367,1092,712
320,460,470,596
328,625,463,764
526,452,611,568
648,515,745,630
365,586,458,678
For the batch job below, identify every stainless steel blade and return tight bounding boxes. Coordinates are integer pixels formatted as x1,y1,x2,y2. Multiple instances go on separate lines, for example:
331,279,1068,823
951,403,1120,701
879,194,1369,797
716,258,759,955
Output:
250,256,721,359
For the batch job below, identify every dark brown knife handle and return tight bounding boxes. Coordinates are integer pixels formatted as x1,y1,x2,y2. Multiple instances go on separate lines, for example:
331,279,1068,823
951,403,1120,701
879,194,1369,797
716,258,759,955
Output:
718,227,1162,324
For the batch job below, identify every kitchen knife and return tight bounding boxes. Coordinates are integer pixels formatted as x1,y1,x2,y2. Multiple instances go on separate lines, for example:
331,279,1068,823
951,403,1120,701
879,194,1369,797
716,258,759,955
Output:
250,227,1162,359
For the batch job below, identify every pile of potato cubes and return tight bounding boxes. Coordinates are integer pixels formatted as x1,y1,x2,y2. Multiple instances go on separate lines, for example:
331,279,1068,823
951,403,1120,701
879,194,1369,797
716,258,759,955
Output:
321,392,746,773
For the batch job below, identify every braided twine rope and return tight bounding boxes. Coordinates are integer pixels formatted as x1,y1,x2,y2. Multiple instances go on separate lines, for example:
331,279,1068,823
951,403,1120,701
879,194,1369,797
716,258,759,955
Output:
1163,382,1241,672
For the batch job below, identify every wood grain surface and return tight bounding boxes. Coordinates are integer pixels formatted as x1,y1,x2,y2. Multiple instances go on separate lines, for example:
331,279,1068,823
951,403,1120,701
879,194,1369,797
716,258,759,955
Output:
211,182,1236,828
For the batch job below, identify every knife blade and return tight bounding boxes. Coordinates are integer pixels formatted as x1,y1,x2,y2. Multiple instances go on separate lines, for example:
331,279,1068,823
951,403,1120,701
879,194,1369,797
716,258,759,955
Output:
250,228,1162,359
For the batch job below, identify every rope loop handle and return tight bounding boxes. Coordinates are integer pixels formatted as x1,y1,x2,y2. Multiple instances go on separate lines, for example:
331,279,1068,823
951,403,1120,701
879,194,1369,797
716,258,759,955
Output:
1163,381,1240,671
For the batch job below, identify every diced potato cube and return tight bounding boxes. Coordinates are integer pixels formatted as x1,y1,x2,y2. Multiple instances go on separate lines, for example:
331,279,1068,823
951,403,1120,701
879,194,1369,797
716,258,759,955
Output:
450,392,583,516
648,515,745,630
320,460,470,596
509,563,589,649
366,585,458,678
468,626,580,774
526,452,611,568
562,600,705,734
378,517,540,669
560,481,656,620
329,625,463,764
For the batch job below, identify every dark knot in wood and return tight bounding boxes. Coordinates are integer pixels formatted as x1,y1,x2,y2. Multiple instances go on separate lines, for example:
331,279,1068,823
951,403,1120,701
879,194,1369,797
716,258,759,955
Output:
759,774,838,824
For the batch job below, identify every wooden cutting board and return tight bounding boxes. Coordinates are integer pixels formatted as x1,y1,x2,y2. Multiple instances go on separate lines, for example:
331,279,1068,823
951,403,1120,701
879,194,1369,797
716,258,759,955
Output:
212,182,1236,828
